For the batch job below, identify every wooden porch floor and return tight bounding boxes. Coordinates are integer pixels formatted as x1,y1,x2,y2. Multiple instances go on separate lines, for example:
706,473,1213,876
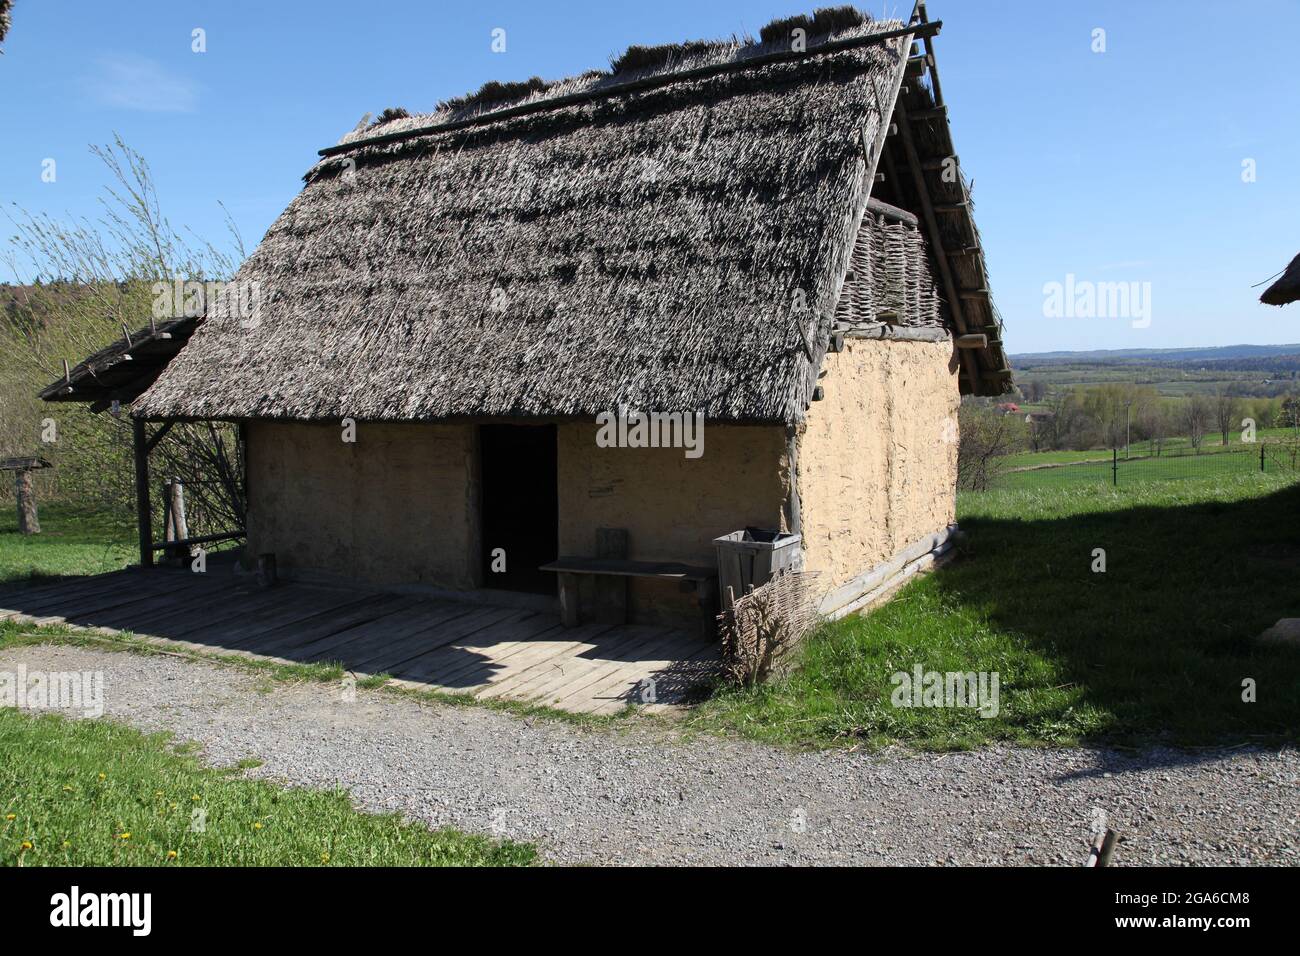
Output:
0,566,721,715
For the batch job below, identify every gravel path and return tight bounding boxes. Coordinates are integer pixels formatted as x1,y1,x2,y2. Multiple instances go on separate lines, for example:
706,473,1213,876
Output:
4,644,1297,866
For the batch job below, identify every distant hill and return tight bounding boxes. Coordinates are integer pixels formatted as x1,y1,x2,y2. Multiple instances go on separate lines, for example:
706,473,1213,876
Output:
1012,344,1300,367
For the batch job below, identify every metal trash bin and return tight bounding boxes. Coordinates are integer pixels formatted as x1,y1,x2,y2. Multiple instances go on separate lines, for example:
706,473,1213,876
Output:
713,527,802,612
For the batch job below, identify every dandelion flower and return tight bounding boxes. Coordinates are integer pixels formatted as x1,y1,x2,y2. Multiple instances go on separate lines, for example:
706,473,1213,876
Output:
253,822,263,830
166,850,178,859
4,814,13,821
320,852,330,863
119,832,131,840
21,841,32,850
97,773,106,781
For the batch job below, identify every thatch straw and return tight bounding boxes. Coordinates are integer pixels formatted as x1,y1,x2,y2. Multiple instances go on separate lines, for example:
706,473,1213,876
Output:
759,5,870,45
0,0,13,49
439,77,550,115
370,107,409,127
139,15,957,424
1261,253,1300,307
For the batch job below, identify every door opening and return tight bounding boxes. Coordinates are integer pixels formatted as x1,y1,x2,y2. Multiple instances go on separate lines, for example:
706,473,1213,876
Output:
479,424,558,594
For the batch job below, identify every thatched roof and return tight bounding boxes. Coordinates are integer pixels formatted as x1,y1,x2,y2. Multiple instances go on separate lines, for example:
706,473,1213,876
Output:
0,1,12,50
137,8,1006,425
1261,253,1300,307
40,316,199,412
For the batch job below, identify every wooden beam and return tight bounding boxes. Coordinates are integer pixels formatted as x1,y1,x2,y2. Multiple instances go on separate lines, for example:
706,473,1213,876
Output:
905,54,933,76
908,105,947,121
915,2,948,109
144,420,175,453
838,322,951,343
892,96,978,392
866,197,919,227
133,418,154,568
955,333,988,349
150,529,244,551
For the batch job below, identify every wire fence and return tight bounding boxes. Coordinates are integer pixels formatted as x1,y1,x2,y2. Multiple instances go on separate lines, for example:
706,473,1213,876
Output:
991,442,1300,491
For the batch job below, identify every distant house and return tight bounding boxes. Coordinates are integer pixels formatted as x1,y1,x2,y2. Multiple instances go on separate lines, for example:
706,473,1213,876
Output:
1024,410,1054,426
57,6,1010,625
996,402,1021,415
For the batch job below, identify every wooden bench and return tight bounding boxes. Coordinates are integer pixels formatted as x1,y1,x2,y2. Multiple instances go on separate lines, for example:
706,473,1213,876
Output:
539,557,719,639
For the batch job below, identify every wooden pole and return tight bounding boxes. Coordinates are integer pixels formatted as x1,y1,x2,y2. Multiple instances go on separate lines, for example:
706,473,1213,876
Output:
167,478,189,564
892,96,978,394
133,418,154,568
15,468,39,535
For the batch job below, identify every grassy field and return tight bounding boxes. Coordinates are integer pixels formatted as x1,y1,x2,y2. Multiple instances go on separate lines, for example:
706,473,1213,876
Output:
994,447,1268,490
0,502,134,584
692,472,1300,750
0,707,535,866
1004,429,1299,471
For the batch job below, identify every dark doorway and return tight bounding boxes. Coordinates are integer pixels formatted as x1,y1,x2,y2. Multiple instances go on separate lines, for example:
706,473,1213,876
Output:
479,424,558,594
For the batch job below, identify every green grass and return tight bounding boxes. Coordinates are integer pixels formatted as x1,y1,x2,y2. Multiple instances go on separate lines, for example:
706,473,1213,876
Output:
0,503,135,584
994,448,1267,490
0,707,535,866
691,472,1300,750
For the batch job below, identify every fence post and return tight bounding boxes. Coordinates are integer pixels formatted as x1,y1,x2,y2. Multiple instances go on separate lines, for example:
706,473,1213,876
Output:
1112,447,1118,486
1261,443,1266,473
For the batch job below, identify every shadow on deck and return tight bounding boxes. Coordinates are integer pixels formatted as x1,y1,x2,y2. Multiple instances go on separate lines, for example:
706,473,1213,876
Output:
0,563,721,715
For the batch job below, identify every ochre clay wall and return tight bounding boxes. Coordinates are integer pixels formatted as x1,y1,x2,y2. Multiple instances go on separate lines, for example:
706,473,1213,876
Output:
797,337,958,590
245,421,479,588
556,422,789,624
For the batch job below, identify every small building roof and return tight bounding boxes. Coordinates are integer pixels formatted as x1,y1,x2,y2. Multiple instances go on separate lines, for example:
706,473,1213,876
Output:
134,5,1009,425
39,316,200,412
1261,253,1300,307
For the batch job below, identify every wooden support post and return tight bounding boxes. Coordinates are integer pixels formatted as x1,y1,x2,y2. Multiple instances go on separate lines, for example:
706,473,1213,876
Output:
166,478,190,565
133,418,154,568
14,468,39,535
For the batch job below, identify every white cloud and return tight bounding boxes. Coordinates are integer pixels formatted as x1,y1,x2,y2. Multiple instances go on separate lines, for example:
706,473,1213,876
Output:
89,55,198,113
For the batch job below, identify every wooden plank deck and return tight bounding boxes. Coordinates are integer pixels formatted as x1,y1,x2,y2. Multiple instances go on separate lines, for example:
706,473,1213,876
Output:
0,566,720,715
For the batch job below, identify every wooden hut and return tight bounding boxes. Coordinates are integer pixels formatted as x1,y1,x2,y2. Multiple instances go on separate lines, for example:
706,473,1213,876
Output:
119,5,1009,625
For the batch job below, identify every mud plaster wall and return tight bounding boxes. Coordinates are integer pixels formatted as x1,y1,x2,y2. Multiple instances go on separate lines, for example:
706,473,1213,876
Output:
556,422,789,625
245,421,479,588
797,337,958,589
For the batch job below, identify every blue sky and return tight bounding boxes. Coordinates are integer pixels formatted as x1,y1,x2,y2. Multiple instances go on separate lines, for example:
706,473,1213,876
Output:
1,0,1297,354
